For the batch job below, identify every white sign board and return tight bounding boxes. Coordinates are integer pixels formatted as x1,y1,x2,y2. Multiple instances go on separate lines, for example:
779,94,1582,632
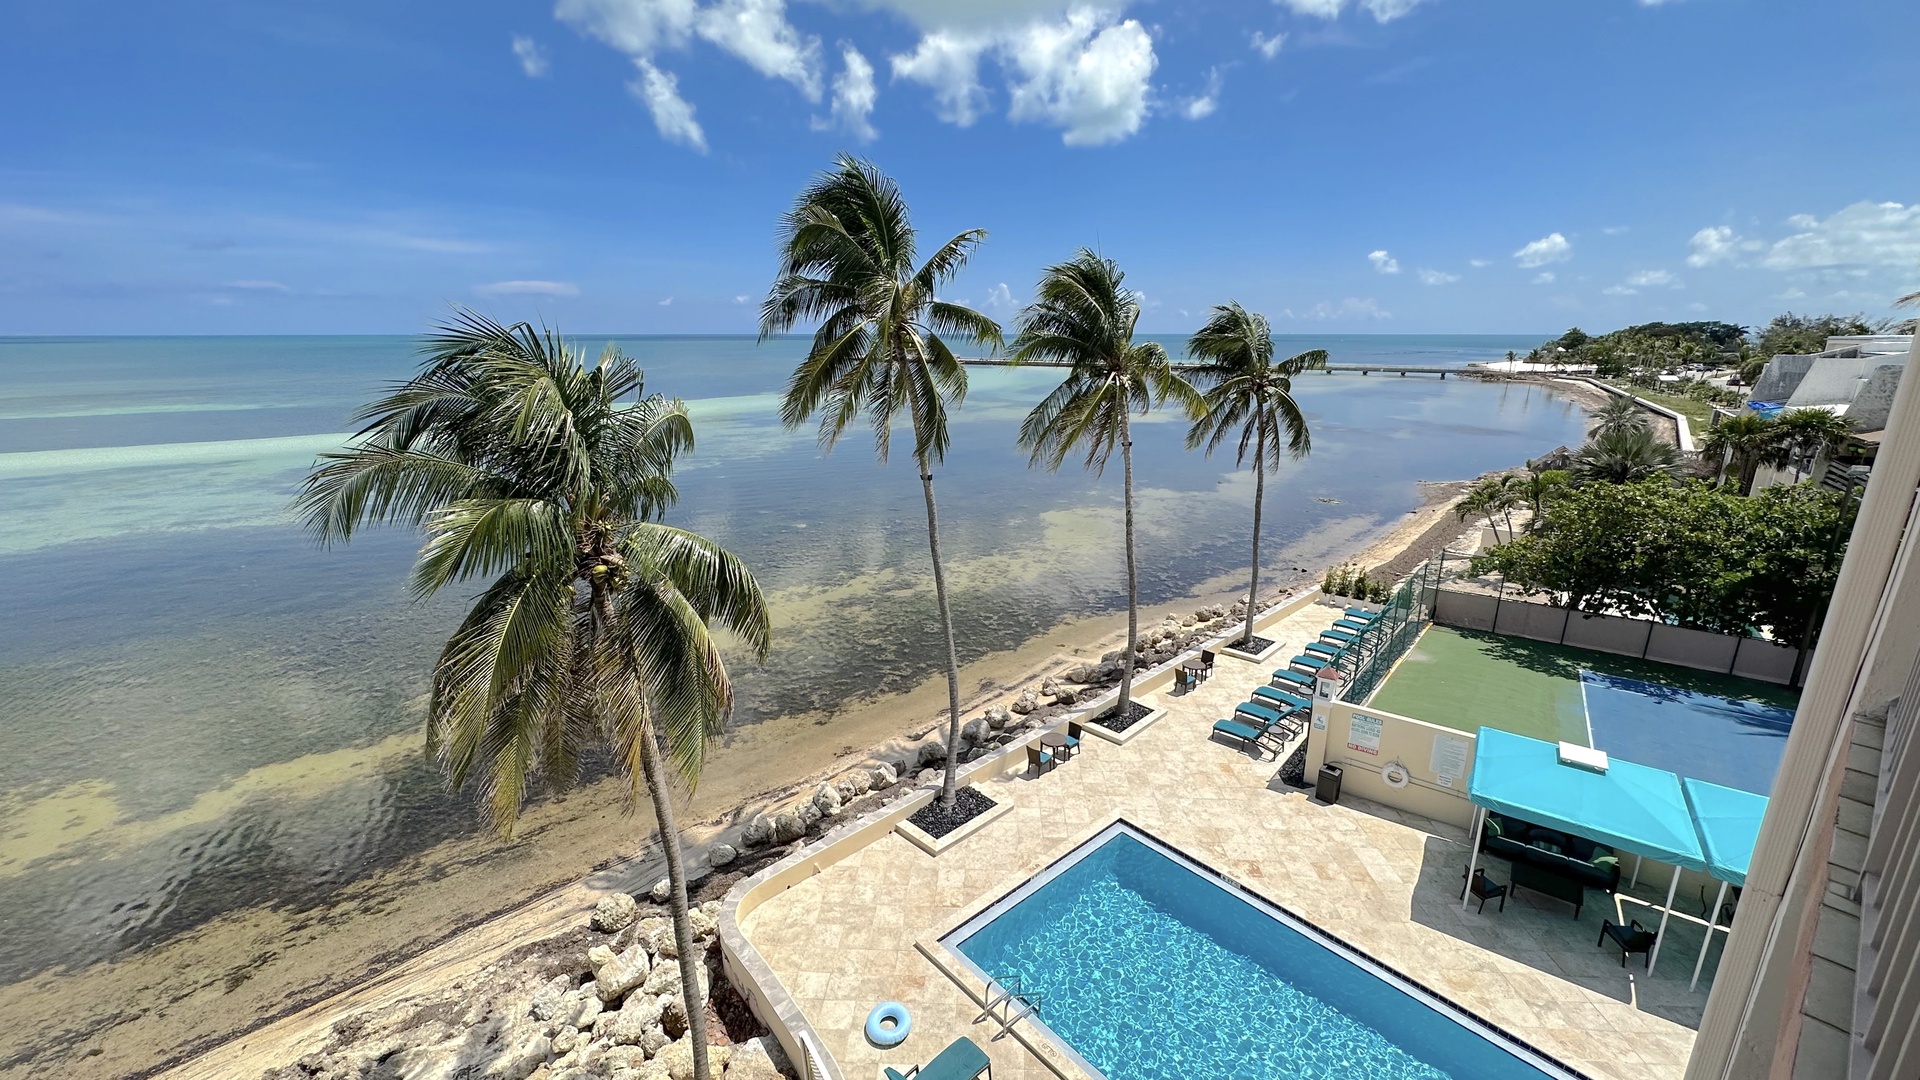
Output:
1347,714,1382,756
1430,734,1470,789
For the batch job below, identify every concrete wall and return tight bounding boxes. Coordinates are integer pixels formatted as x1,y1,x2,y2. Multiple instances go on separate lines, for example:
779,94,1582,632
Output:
1303,700,1478,829
1433,588,1804,686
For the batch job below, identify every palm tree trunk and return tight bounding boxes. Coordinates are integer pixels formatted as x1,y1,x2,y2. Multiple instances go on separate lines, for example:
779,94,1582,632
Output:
1243,423,1266,648
916,444,965,809
1118,409,1138,720
635,725,713,1080
596,587,712,1080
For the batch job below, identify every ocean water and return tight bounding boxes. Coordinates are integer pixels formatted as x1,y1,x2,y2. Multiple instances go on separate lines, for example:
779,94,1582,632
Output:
0,333,1582,983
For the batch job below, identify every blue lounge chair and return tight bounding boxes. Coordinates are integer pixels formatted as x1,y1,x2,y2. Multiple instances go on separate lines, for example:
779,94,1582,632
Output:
1333,617,1373,634
1271,667,1314,690
885,1037,992,1080
1345,606,1380,622
1290,654,1331,673
1303,640,1345,660
1253,685,1311,712
1235,699,1288,725
1320,627,1359,645
1212,713,1299,758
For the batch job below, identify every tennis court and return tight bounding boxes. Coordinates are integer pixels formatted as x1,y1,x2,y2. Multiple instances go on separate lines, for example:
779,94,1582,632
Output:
1368,625,1799,794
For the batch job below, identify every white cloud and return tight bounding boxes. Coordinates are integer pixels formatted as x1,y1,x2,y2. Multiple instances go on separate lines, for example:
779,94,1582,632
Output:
890,31,991,126
659,296,674,305
1251,30,1285,59
815,44,879,140
1513,232,1572,268
1686,225,1751,268
1468,258,1490,268
1601,225,1630,236
1180,67,1221,121
513,36,551,77
1002,9,1156,146
1602,285,1634,296
476,280,581,297
734,294,751,303
983,282,1015,310
1688,302,1707,311
1416,268,1458,285
558,0,822,145
1367,249,1400,274
1308,297,1390,320
695,0,822,99
628,59,708,150
1275,0,1429,22
1761,201,1920,271
1532,272,1556,285
226,279,291,292
1624,268,1678,288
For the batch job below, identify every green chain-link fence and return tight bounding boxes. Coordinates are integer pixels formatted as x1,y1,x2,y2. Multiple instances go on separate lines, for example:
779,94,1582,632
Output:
1338,552,1452,703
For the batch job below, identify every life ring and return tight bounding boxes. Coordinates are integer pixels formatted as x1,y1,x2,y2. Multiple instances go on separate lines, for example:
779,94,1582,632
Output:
1381,761,1411,789
866,1001,911,1048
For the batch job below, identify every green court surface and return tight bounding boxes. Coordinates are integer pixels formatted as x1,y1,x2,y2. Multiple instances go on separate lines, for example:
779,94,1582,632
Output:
1366,624,1800,745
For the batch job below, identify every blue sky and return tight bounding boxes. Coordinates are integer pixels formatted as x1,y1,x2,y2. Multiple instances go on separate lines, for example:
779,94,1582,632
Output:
3,0,1916,336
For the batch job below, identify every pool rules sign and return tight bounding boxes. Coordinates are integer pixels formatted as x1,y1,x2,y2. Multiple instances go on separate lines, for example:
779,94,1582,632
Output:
1347,714,1382,755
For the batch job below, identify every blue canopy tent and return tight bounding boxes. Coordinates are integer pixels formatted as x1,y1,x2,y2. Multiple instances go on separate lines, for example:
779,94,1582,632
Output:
1465,729,1708,974
1683,779,1769,990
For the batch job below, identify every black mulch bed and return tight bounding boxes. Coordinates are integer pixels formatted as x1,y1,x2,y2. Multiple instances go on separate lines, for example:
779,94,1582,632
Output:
907,786,998,840
1090,699,1155,734
1277,741,1310,789
1227,635,1276,655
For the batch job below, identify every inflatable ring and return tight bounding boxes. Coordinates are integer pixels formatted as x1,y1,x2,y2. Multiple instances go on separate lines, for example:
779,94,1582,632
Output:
865,1001,912,1048
1381,761,1411,789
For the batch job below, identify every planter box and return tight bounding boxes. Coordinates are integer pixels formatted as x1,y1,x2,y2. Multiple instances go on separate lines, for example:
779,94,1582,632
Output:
1217,635,1285,664
893,787,1015,856
1078,706,1168,746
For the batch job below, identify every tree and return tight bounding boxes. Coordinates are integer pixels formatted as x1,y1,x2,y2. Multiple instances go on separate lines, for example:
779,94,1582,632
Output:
295,314,770,1080
760,155,1002,809
1698,414,1787,494
1570,427,1686,484
1773,408,1855,481
1013,250,1203,722
1752,312,1874,359
1589,395,1651,439
1456,475,1521,543
1519,469,1571,533
1184,302,1324,648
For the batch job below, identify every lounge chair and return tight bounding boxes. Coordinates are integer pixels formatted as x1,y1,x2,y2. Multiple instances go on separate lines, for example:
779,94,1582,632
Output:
1333,617,1373,634
1303,640,1345,660
1319,627,1359,646
1026,744,1056,776
884,1036,993,1080
1252,685,1311,712
1344,606,1379,622
1289,654,1331,673
1211,712,1299,757
1271,667,1315,690
1234,699,1290,725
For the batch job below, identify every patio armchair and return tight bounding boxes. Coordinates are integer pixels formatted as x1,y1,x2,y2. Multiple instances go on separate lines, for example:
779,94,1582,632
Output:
1061,722,1084,760
884,1036,993,1080
1199,649,1216,676
1026,744,1056,776
1599,919,1658,968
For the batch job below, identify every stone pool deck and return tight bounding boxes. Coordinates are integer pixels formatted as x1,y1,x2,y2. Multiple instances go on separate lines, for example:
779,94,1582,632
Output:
736,601,1706,1080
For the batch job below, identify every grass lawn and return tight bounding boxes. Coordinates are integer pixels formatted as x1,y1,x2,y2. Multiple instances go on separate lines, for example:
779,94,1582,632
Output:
1599,380,1719,426
1366,624,1799,744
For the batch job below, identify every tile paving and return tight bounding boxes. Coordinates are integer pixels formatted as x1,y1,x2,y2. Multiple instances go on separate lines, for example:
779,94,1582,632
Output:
739,603,1708,1080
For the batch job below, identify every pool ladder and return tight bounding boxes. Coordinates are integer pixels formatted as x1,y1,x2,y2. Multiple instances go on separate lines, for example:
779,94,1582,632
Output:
975,976,1045,1041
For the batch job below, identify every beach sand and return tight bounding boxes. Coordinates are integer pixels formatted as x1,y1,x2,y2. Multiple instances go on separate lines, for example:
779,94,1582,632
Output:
0,477,1481,1080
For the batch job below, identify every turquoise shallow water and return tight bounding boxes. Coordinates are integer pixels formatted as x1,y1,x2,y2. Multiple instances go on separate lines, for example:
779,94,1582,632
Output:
954,828,1559,1080
0,333,1582,980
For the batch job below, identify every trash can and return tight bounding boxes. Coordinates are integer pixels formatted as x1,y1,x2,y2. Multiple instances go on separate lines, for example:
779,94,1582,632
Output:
1316,764,1343,804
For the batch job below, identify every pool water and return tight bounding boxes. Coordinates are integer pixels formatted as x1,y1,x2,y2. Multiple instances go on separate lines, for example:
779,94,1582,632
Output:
948,824,1569,1080
1581,671,1795,795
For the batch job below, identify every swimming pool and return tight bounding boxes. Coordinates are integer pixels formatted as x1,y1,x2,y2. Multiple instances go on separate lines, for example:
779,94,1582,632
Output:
1581,671,1794,795
945,822,1576,1080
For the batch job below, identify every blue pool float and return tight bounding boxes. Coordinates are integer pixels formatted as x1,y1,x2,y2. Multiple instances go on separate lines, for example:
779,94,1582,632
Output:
865,1001,912,1047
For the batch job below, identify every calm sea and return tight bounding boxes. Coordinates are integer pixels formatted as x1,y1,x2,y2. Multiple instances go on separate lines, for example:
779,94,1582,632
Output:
0,333,1580,981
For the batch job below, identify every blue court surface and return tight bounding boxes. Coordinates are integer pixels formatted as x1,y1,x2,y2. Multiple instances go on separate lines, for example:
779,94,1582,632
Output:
1580,671,1796,796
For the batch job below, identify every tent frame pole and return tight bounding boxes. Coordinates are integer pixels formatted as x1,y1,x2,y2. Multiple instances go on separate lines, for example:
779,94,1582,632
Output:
1461,805,1486,913
1648,864,1682,974
1690,880,1730,991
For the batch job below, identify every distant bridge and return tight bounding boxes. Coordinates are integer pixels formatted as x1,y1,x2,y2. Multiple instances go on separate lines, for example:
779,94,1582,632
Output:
957,359,1471,378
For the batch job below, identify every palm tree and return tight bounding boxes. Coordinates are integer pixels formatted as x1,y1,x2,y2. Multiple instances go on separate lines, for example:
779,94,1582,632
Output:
1570,427,1687,484
1589,395,1651,439
1013,250,1203,722
1184,303,1324,649
1699,414,1784,493
760,155,1002,808
1519,469,1571,533
295,314,769,1080
1774,408,1856,482
1455,474,1521,543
